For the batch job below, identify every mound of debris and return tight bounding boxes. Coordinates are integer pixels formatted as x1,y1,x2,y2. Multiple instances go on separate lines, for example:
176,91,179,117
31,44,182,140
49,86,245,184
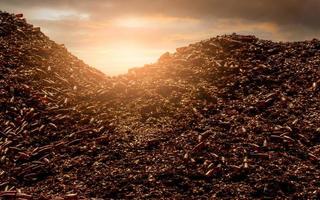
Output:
0,11,116,199
0,11,319,199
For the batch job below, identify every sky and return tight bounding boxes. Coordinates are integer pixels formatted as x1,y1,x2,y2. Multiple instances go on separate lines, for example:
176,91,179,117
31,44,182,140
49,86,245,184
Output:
1,0,320,75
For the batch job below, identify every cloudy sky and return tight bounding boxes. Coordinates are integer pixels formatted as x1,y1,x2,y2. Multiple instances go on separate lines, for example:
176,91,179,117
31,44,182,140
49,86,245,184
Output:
1,0,320,75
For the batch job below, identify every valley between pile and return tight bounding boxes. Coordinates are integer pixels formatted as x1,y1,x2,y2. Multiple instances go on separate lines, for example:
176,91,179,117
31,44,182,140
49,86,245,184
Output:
0,12,319,199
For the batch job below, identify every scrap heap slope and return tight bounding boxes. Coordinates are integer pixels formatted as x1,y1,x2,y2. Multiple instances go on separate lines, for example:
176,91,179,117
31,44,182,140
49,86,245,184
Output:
0,11,116,198
0,11,319,199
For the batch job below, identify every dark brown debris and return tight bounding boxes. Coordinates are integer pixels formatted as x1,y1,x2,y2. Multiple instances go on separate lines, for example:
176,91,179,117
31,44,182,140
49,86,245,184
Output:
0,11,320,199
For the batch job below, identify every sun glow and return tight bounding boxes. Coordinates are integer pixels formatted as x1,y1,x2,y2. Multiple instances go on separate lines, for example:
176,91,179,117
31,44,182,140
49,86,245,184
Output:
116,17,150,28
103,45,163,74
73,44,165,75
114,16,199,29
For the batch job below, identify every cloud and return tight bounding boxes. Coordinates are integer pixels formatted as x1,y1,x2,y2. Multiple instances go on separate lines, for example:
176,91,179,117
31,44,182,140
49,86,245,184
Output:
2,0,320,40
30,8,90,21
2,0,320,30
1,0,319,74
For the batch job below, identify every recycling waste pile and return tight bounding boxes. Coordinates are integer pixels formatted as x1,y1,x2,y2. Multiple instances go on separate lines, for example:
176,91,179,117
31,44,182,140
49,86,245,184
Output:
0,11,319,199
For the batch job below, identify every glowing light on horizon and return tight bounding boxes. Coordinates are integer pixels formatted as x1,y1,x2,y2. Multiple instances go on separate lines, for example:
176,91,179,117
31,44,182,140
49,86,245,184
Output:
72,44,167,75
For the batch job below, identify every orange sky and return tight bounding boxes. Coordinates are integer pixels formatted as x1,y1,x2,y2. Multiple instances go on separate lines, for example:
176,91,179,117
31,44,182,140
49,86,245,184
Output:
1,0,320,75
